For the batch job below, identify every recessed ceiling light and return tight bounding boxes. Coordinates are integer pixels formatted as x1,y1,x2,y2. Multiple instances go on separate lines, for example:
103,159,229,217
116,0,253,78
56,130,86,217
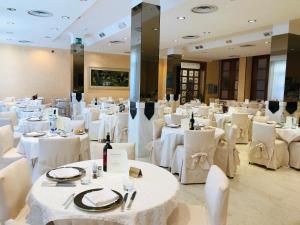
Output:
28,10,53,17
19,40,32,43
6,32,13,34
61,16,70,20
177,16,186,20
248,19,257,23
182,35,199,39
191,5,218,14
7,8,16,11
173,39,178,42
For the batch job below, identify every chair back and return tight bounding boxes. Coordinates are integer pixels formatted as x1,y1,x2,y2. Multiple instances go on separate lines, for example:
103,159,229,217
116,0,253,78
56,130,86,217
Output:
37,137,80,175
153,118,165,140
116,112,128,130
253,115,268,123
0,159,32,223
90,108,100,122
226,125,239,149
69,120,85,131
231,113,248,129
196,106,210,117
204,165,230,225
56,116,71,131
0,112,18,127
171,114,186,125
0,125,14,156
252,122,276,148
0,118,13,129
184,129,215,165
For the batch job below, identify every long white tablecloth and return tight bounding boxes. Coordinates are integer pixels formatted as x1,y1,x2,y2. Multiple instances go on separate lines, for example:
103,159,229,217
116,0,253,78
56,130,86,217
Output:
18,119,50,133
276,127,300,144
159,127,224,167
17,133,90,160
27,160,179,225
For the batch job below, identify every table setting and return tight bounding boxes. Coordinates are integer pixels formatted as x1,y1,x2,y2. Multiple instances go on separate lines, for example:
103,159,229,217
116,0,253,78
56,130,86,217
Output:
18,116,50,133
27,160,179,225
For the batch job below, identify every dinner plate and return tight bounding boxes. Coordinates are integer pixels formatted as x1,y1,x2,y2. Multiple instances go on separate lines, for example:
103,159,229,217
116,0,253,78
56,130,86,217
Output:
23,131,46,137
46,167,85,182
26,117,41,121
74,188,123,212
167,124,181,128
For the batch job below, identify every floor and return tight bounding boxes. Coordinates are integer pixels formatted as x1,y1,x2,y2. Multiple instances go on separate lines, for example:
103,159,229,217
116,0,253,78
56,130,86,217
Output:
176,144,300,225
90,142,300,225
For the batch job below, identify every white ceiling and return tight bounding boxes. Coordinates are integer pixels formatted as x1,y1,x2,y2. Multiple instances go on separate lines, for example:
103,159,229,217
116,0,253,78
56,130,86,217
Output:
1,0,300,61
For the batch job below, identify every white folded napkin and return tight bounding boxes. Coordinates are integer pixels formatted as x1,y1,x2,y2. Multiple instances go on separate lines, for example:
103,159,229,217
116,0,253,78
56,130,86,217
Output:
49,168,80,178
84,189,119,207
28,117,40,121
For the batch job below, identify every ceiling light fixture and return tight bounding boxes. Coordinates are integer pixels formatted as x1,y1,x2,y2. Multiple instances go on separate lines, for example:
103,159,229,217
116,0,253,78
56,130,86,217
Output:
7,21,15,25
61,16,70,20
248,19,257,23
177,16,186,20
28,10,53,17
182,35,200,39
7,8,16,11
191,5,218,14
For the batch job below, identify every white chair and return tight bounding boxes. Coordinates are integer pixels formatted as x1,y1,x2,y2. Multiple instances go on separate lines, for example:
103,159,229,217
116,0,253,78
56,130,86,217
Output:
0,112,18,128
88,108,101,141
68,120,85,132
214,125,239,178
114,112,128,143
168,165,230,225
249,122,289,170
171,129,216,184
265,101,286,123
90,142,135,160
195,106,210,117
170,114,187,125
149,118,165,165
56,116,71,131
0,159,32,225
0,125,23,169
288,142,300,169
231,113,249,144
32,137,81,180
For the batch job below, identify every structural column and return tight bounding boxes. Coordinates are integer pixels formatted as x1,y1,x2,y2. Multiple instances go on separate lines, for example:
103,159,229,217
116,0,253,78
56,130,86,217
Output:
128,0,161,158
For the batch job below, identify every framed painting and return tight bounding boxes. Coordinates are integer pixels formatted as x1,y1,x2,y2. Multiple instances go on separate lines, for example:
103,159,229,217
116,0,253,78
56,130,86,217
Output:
89,67,129,89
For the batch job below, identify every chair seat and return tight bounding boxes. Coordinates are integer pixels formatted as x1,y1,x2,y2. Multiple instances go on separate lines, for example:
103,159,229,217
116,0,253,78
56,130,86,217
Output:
168,202,210,225
1,148,23,168
5,205,30,225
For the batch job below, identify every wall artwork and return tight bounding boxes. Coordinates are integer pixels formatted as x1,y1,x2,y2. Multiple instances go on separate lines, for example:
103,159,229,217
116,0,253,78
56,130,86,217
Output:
182,70,188,76
90,67,129,89
182,77,187,83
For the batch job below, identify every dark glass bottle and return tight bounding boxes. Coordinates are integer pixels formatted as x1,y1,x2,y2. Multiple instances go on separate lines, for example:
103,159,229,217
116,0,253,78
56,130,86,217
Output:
95,97,98,105
103,133,112,172
189,113,195,130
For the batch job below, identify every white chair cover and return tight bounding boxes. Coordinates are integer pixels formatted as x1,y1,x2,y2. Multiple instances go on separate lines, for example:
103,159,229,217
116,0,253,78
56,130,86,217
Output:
68,120,85,132
0,112,18,127
214,125,239,178
171,129,216,184
288,142,300,169
88,108,101,141
195,106,210,117
249,122,289,169
170,114,187,125
149,118,165,165
90,142,135,160
33,137,81,180
231,113,249,144
114,112,128,143
168,165,229,225
265,101,286,123
56,116,71,131
0,159,31,224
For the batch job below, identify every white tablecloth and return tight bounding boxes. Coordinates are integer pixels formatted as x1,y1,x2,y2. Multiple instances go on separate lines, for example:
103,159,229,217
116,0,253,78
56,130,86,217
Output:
17,133,90,160
98,114,118,140
18,119,50,133
159,127,224,167
276,127,300,144
164,114,210,126
27,160,179,225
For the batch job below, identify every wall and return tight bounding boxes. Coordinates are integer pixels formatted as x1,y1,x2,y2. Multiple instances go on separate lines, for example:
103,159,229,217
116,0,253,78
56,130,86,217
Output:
237,57,247,101
0,44,168,103
0,44,71,103
205,61,220,103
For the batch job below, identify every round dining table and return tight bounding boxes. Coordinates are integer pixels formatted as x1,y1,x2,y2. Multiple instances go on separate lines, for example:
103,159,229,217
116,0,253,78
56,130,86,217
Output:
159,126,225,167
276,127,300,144
18,118,50,133
17,132,90,162
27,160,179,225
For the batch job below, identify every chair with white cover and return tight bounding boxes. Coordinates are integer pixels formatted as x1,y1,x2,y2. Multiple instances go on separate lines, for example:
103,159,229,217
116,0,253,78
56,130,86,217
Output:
0,125,23,169
90,142,135,160
265,101,286,123
231,113,249,144
168,165,230,225
0,159,32,225
0,118,21,147
288,142,300,169
32,137,81,180
170,114,187,125
56,116,71,131
249,122,289,170
195,106,210,117
171,129,216,184
214,125,239,178
149,118,165,165
114,112,128,143
88,108,101,141
68,120,85,132
0,112,18,128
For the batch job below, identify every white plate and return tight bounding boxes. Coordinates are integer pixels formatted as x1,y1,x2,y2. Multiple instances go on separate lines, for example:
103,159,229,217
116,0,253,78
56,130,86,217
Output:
49,167,80,179
167,124,181,128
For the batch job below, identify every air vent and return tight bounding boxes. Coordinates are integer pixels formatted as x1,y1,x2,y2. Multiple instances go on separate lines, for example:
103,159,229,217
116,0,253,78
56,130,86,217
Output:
182,35,200,39
99,32,106,38
195,45,204,50
27,10,53,17
118,22,127,29
226,40,232,44
240,44,255,48
263,31,272,37
19,40,32,43
109,40,125,44
191,5,218,14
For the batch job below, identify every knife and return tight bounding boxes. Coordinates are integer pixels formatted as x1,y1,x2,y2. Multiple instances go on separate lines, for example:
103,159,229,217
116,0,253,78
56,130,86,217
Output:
62,193,75,207
126,191,137,210
121,192,128,211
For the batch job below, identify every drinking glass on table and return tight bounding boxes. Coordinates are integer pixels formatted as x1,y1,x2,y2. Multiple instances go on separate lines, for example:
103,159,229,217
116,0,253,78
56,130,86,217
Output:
81,166,92,185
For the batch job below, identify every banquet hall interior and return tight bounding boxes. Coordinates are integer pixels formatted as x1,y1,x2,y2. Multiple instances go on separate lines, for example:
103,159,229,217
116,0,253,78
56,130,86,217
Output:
1,0,300,225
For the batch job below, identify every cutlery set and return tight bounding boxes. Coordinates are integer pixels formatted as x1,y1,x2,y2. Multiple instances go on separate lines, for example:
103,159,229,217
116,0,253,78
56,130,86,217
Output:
63,193,75,209
122,191,137,211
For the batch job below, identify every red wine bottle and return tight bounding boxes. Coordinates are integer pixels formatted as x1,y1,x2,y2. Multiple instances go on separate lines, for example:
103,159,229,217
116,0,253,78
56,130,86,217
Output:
103,133,112,172
189,113,195,130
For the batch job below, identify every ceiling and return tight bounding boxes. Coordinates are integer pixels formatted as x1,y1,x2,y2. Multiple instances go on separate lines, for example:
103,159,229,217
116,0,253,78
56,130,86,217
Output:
1,0,300,61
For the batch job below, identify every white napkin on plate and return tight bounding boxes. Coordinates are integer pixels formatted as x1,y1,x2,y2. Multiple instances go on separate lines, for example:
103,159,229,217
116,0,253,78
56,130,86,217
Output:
84,189,119,207
49,168,80,178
